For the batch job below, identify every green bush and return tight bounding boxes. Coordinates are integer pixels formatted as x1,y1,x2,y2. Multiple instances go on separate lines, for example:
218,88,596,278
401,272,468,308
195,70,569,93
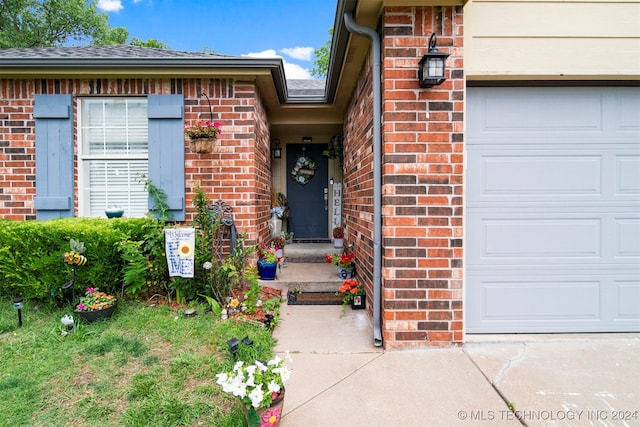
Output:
0,217,150,301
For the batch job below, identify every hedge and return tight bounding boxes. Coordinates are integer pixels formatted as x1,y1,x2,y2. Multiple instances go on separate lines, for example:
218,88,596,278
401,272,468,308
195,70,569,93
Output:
0,217,151,301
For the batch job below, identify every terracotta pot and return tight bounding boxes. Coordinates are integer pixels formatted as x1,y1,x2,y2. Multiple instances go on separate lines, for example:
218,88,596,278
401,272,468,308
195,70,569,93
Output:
244,388,285,427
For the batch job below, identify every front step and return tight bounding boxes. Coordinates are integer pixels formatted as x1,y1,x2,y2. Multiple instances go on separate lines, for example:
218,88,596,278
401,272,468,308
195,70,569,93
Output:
258,261,342,294
283,242,339,263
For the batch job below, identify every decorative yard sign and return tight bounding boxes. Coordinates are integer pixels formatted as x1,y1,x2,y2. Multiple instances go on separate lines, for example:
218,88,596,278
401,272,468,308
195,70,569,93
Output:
332,183,342,229
165,227,195,278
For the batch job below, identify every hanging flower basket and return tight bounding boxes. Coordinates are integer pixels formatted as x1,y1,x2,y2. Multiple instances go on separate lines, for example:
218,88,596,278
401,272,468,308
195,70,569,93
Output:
189,136,217,153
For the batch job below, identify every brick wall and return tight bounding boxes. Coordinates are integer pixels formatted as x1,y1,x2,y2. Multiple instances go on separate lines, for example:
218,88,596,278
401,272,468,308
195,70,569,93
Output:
344,6,464,349
343,56,375,314
0,77,270,245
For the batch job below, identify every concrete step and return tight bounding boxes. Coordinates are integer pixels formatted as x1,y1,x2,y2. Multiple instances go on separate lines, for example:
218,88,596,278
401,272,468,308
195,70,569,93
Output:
283,242,341,263
258,261,342,294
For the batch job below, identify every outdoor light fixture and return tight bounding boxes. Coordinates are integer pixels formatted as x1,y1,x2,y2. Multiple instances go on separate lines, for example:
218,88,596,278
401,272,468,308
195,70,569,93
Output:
418,33,449,88
271,139,282,159
13,296,23,327
302,136,312,143
241,335,254,347
227,337,240,357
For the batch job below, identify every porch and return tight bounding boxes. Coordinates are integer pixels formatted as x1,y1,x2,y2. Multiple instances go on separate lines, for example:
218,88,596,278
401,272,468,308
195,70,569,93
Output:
258,242,344,295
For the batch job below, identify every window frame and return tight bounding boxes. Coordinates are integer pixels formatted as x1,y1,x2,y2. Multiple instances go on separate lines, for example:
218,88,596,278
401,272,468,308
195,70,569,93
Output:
77,96,149,218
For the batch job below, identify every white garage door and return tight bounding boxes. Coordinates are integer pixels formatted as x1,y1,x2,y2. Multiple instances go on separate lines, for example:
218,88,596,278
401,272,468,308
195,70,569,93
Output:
467,86,640,333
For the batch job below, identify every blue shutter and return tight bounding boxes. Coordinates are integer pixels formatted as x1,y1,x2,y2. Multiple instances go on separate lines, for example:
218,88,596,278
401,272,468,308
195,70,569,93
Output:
34,94,74,219
148,94,185,221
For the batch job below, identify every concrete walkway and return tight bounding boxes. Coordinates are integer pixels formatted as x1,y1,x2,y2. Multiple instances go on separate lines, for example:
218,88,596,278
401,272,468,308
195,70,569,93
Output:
273,304,640,427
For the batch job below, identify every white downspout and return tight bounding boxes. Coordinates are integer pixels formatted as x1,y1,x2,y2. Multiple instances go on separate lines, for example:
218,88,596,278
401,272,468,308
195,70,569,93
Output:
343,13,383,347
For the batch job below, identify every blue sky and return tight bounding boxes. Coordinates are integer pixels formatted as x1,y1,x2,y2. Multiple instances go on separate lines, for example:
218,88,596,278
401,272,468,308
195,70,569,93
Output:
97,0,337,79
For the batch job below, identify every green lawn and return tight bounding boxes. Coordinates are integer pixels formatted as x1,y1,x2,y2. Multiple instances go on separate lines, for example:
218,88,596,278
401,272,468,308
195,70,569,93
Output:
0,300,277,426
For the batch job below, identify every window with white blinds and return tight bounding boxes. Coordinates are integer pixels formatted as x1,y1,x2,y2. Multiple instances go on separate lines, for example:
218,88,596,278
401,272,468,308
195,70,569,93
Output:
79,98,149,217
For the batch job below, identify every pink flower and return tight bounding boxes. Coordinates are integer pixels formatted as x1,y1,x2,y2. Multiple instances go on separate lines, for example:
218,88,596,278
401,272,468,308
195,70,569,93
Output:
260,407,281,427
86,287,95,294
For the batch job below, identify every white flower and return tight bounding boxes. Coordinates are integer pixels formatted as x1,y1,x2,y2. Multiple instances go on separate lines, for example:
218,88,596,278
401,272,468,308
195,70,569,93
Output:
267,381,281,394
255,360,267,372
268,356,282,366
248,386,265,408
203,261,212,270
274,367,291,383
231,376,247,398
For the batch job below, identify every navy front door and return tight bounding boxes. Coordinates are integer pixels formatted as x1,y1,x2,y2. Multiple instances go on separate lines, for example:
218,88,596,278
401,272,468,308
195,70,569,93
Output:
286,144,328,240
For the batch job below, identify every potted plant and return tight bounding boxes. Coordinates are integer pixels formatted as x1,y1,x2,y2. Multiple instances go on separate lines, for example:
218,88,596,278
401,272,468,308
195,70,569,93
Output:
332,226,344,248
216,355,291,427
184,119,222,153
257,244,278,280
270,236,285,259
73,287,118,322
324,252,355,279
336,278,365,316
283,231,293,245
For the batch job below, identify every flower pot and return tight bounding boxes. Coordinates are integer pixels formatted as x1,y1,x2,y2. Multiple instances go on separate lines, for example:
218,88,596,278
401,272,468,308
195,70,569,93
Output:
258,259,278,280
189,136,216,153
244,387,285,427
337,265,354,279
333,238,344,249
74,302,117,323
105,208,124,218
351,294,366,310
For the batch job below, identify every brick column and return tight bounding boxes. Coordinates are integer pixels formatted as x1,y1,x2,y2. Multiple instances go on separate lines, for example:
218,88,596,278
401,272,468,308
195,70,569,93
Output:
381,6,464,348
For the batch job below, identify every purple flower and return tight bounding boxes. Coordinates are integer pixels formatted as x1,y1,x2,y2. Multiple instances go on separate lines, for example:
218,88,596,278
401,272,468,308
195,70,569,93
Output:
77,304,85,310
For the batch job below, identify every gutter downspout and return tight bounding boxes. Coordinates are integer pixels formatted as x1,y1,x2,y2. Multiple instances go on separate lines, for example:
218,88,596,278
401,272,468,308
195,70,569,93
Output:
343,13,383,347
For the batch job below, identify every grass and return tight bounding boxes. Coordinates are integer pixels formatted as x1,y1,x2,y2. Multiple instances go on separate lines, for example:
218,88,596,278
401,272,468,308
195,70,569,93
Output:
0,300,278,426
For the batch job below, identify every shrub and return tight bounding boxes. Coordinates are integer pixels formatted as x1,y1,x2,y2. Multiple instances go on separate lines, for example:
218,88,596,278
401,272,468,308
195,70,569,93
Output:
0,217,149,301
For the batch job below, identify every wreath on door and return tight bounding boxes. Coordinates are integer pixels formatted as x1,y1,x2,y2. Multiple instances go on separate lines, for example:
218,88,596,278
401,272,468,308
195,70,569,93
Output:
290,155,317,185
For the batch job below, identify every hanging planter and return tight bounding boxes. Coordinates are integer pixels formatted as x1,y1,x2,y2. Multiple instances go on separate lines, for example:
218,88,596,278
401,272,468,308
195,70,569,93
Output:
290,155,317,185
189,137,217,153
185,118,221,154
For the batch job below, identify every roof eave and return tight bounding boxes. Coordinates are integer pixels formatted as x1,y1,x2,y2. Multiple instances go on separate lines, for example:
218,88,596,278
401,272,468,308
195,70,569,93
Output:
0,57,291,103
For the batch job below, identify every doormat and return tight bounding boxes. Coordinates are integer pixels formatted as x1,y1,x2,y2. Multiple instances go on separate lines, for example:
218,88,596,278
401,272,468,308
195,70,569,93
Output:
287,291,342,305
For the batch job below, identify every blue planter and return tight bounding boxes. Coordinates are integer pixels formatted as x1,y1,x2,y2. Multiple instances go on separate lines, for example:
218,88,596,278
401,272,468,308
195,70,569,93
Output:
257,259,277,280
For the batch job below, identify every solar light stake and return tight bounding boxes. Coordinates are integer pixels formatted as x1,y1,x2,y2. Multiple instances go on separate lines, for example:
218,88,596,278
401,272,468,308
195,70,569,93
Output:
13,296,24,327
227,337,240,359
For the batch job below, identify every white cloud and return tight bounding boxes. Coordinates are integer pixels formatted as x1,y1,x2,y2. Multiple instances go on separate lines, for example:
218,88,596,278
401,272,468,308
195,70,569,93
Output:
283,63,311,79
244,49,279,59
244,50,311,80
279,47,314,61
97,0,124,12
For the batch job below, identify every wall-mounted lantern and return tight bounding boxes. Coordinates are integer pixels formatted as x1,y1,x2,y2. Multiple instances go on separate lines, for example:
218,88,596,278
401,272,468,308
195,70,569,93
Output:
418,33,449,88
271,139,282,159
